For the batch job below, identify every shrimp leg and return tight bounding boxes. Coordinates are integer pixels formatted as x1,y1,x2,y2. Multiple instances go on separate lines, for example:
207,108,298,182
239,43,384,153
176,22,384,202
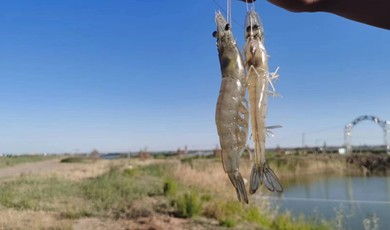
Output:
269,67,280,83
246,65,276,93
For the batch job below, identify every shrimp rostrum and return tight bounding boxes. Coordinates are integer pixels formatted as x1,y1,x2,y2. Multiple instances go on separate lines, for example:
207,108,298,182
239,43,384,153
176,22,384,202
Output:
213,12,249,203
243,9,283,194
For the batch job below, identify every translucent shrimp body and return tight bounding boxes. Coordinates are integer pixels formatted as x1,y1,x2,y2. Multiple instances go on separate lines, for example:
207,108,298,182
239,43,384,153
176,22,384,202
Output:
214,12,249,203
243,10,283,194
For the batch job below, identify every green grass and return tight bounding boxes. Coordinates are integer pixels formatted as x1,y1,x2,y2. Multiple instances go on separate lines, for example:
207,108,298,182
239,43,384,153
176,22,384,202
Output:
163,178,178,197
200,194,212,202
272,213,333,230
180,158,193,164
139,162,176,178
0,165,162,217
174,192,202,218
0,174,80,211
123,168,139,177
219,217,237,227
82,166,162,212
154,154,166,159
62,208,93,219
0,159,338,229
0,155,58,168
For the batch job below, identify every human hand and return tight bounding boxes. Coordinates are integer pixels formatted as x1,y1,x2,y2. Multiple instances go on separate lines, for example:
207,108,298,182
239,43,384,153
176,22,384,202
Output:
267,0,328,12
237,0,328,12
236,0,256,3
237,0,390,30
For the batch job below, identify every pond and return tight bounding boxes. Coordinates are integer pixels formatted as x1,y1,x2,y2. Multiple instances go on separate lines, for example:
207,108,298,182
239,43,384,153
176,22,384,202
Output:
257,175,390,230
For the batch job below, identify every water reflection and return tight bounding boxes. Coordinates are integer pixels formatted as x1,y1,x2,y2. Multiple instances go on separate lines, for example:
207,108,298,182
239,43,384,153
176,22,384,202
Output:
256,175,390,230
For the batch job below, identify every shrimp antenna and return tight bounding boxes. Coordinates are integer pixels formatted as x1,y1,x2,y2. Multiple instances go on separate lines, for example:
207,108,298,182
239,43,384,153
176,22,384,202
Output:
212,0,244,28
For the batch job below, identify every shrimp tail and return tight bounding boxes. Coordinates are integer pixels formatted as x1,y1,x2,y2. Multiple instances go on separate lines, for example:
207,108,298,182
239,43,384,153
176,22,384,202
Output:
249,162,283,194
228,171,248,204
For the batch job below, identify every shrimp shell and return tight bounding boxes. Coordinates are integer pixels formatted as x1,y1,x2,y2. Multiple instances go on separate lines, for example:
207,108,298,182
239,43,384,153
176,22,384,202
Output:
214,12,249,203
243,10,283,195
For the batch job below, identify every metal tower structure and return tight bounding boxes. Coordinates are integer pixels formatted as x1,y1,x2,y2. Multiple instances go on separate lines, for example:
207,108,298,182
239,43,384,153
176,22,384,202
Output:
344,115,390,155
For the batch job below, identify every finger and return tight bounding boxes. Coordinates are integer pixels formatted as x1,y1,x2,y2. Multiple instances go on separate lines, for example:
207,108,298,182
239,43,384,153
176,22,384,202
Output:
236,0,256,3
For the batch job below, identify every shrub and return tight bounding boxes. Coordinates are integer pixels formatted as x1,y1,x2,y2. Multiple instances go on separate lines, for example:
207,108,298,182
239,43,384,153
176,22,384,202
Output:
123,168,139,177
200,194,212,202
60,157,88,163
163,178,178,197
154,155,166,159
175,192,202,218
219,217,237,227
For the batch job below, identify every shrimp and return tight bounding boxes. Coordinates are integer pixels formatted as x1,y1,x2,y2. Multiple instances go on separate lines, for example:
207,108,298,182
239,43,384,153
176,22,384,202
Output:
213,12,249,203
243,9,283,194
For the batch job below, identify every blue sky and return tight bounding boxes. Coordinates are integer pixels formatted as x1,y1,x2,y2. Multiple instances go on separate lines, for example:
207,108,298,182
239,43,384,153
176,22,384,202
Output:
1,0,389,153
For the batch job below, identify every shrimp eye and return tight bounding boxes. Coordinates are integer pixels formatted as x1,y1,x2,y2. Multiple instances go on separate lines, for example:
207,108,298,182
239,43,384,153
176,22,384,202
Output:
212,31,218,38
253,25,259,30
225,24,231,30
246,26,251,33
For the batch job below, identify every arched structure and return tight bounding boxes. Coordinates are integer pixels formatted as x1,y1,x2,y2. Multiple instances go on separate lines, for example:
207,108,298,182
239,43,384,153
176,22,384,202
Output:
344,115,390,155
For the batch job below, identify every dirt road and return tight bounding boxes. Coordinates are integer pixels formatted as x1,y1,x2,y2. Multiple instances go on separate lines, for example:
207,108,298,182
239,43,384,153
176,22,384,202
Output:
0,158,121,180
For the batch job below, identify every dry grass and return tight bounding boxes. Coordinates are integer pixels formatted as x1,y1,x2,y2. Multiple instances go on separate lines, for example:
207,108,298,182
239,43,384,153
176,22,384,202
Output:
0,210,73,230
173,155,355,204
0,155,59,169
38,159,128,181
0,156,341,230
267,155,350,178
174,159,235,196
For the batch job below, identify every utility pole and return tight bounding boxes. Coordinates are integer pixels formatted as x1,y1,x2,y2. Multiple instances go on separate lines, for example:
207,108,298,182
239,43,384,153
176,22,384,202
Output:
315,139,320,154
127,149,131,166
302,133,305,149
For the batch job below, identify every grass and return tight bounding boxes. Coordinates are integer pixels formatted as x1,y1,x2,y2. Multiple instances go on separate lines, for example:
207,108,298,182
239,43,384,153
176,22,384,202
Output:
0,174,82,211
82,166,162,212
219,217,237,227
181,157,193,164
174,192,202,218
0,155,58,168
0,165,162,216
271,212,333,230
62,208,93,219
0,157,348,230
163,178,178,197
139,162,176,178
154,154,166,159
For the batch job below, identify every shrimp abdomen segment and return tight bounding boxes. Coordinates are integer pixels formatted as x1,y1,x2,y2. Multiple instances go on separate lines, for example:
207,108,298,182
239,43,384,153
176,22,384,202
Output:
237,98,249,149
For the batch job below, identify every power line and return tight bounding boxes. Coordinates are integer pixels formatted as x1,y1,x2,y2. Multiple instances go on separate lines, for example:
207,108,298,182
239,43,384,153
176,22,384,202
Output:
305,124,344,135
275,124,345,142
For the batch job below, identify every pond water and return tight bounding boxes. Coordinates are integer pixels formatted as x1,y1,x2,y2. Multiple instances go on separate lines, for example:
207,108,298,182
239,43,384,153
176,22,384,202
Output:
256,175,390,230
101,154,121,160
